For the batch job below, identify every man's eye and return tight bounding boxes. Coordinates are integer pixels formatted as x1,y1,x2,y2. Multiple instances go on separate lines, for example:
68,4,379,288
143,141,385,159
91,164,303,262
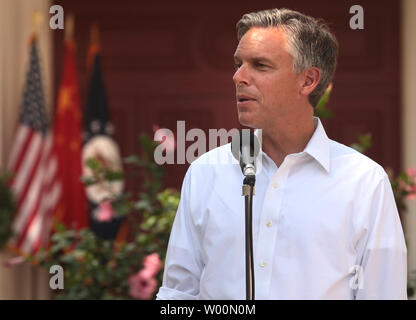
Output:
234,63,241,70
256,63,268,69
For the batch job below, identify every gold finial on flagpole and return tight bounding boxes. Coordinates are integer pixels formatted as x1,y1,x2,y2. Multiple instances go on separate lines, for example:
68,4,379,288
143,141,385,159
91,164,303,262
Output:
87,23,100,73
31,10,43,30
30,10,43,43
65,13,75,40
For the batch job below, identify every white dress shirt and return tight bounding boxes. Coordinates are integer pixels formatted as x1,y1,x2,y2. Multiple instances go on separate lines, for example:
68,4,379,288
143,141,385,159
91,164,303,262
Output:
156,116,407,300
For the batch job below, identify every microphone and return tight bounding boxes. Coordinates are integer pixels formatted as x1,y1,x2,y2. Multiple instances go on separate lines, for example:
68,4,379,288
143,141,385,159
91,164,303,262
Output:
231,130,260,178
231,129,260,300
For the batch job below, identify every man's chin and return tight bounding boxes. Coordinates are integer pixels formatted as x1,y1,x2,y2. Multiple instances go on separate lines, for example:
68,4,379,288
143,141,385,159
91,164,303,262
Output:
238,115,257,129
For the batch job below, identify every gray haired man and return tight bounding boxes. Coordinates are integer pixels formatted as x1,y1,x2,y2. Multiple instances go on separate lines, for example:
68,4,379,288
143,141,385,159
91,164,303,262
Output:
157,8,407,300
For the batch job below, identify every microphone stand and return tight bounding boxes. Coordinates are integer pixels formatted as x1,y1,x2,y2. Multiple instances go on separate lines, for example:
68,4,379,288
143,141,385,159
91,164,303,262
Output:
242,175,255,300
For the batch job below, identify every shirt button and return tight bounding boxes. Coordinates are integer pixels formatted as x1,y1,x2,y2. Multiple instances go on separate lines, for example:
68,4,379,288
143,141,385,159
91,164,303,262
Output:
273,182,278,188
266,221,272,227
260,261,267,268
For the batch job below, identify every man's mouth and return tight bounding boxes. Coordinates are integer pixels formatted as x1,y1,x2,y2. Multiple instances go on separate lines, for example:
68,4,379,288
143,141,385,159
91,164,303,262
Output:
237,95,256,103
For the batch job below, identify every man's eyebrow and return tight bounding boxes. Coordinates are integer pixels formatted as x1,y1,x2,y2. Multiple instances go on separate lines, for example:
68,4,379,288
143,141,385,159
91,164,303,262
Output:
250,56,274,64
233,55,274,64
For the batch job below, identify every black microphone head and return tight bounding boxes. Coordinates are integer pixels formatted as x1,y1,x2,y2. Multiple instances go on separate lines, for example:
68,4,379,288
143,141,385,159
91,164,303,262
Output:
231,130,260,176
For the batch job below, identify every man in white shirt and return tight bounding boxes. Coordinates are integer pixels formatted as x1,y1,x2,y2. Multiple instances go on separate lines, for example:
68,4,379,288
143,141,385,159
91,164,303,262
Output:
156,8,407,300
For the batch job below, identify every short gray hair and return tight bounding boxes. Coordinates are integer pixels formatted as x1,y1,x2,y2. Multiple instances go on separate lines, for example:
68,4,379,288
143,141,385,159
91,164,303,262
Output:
236,8,338,107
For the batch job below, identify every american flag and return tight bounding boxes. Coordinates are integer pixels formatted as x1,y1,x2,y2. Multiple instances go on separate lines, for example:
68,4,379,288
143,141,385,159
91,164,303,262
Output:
7,38,61,255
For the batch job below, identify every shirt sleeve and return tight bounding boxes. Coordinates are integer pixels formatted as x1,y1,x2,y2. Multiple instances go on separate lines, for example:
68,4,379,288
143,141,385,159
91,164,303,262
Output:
156,165,203,300
354,171,408,300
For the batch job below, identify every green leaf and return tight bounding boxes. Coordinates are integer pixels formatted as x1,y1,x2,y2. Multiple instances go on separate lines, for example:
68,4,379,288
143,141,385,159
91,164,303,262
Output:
104,170,124,181
314,84,334,120
351,134,372,154
0,171,16,249
85,158,101,170
80,176,97,186
124,155,142,166
134,200,153,212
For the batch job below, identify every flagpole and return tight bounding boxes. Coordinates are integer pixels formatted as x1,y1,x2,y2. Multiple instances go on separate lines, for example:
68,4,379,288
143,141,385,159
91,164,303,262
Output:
29,12,41,295
90,23,99,45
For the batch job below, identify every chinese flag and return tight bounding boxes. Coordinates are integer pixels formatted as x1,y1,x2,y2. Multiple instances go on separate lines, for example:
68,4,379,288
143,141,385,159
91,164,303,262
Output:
52,40,88,230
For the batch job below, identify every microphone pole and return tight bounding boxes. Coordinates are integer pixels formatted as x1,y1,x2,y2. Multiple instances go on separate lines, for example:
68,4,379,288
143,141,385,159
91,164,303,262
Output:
231,130,259,300
243,174,255,300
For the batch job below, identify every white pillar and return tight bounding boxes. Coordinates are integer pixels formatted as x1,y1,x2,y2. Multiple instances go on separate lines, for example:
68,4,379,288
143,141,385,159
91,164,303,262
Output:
0,0,53,300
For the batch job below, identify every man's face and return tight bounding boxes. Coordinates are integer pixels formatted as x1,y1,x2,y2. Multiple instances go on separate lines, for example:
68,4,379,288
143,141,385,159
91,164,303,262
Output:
233,27,304,129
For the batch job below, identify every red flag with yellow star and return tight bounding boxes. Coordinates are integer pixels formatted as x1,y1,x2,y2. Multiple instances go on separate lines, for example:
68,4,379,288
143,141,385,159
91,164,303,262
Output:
52,40,88,230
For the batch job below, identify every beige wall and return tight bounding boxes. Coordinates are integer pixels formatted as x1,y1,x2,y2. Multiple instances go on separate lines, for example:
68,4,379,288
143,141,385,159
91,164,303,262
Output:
0,0,53,299
402,0,416,282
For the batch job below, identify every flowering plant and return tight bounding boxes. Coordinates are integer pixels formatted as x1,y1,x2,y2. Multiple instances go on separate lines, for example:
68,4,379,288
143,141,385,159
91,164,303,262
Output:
29,134,178,299
0,172,15,250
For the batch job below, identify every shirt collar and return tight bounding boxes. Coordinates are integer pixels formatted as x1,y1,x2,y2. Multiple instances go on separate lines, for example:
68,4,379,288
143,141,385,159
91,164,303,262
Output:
304,116,331,173
254,116,331,174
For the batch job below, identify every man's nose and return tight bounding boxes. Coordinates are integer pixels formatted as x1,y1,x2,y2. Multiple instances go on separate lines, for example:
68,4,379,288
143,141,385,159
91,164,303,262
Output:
233,65,250,87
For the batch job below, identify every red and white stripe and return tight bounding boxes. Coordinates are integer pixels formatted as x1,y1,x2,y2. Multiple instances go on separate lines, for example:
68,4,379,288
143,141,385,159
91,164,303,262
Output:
7,124,61,255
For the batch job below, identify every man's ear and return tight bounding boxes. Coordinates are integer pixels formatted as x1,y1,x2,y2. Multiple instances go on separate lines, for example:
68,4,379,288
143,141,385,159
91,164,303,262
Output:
299,67,321,96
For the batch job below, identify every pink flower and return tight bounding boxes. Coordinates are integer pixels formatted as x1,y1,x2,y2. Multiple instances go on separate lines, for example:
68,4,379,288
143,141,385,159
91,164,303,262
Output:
96,200,114,222
128,253,162,299
128,269,157,300
406,168,416,178
405,168,416,200
143,253,162,277
3,256,24,268
153,125,176,152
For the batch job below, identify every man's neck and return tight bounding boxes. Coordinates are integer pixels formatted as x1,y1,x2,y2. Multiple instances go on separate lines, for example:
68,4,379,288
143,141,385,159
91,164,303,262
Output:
261,113,315,168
